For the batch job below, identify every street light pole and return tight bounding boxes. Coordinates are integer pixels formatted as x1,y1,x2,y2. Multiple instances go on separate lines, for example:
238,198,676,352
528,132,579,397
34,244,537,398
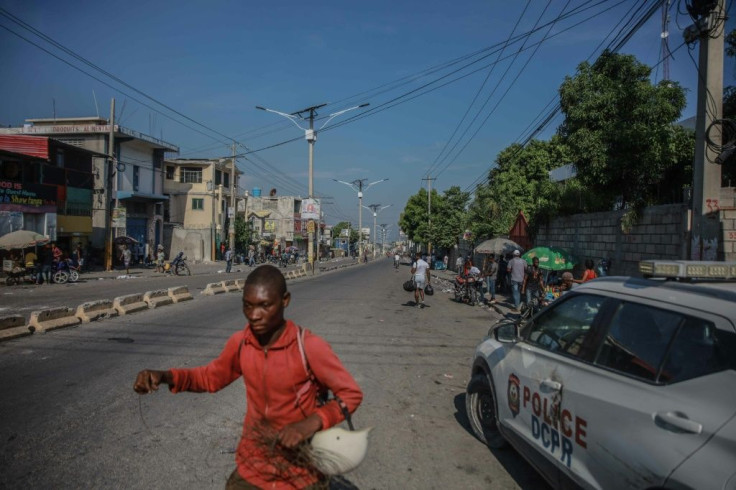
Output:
256,102,369,271
363,204,392,258
333,178,388,260
229,143,237,254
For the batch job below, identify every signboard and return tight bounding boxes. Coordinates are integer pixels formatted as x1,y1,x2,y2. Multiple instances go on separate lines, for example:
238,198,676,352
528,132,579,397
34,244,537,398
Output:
112,207,127,228
307,220,315,233
341,228,350,237
302,198,320,220
264,219,276,232
0,180,57,212
228,206,234,219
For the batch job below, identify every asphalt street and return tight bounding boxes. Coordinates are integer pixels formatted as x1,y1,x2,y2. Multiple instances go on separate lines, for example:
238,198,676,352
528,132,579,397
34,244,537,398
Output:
0,258,548,490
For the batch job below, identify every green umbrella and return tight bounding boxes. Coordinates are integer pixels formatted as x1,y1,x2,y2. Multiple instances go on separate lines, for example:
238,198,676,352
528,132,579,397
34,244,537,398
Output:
522,246,576,271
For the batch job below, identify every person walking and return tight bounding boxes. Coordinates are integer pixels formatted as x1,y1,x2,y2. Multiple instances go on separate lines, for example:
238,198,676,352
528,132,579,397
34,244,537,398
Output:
455,255,464,274
482,254,499,304
225,246,233,273
133,265,363,489
507,250,527,311
121,244,132,275
248,248,256,267
410,252,431,308
521,256,544,307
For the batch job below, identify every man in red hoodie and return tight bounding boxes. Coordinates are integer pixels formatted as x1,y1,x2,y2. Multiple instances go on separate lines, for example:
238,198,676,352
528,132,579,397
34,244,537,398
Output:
134,265,363,489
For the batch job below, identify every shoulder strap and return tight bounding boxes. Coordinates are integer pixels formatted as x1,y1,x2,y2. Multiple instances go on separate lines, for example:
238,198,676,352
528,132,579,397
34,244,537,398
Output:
296,326,354,430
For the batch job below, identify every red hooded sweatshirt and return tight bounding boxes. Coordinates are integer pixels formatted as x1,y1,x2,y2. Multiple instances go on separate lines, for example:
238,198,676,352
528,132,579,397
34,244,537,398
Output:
170,320,363,489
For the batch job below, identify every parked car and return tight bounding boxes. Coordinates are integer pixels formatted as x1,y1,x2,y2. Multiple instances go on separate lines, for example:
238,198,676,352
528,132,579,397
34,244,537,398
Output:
466,260,736,489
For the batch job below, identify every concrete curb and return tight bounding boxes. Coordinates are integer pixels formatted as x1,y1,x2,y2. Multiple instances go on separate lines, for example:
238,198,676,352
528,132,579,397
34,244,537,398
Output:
168,285,193,303
75,299,118,323
113,293,149,315
143,289,174,309
28,307,81,333
221,279,239,293
0,314,32,341
235,279,245,290
202,282,226,295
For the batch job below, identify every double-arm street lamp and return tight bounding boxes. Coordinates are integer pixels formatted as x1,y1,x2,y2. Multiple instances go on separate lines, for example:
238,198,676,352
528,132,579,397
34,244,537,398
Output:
256,102,369,270
333,178,388,259
362,204,392,258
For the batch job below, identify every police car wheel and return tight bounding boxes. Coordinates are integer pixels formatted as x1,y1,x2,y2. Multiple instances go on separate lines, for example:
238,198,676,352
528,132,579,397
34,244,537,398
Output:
466,372,506,449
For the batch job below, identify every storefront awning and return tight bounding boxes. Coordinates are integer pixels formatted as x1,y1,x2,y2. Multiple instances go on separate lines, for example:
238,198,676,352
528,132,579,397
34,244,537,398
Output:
116,191,169,201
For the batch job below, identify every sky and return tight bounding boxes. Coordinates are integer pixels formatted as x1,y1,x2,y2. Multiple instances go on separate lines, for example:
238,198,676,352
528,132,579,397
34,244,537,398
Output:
1,0,734,242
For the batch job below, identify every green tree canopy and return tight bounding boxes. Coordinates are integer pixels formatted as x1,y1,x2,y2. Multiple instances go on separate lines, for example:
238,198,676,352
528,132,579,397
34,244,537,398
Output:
331,221,358,246
558,50,687,210
429,186,470,250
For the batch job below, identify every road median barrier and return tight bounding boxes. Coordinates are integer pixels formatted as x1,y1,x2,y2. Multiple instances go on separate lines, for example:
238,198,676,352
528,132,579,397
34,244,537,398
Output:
202,281,226,295
113,293,149,315
144,289,174,309
222,279,239,293
28,307,81,333
75,300,118,323
0,314,32,341
235,279,245,290
168,286,193,303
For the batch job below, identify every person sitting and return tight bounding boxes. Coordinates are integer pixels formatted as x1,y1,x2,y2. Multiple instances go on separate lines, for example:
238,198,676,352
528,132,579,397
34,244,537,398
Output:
574,259,598,284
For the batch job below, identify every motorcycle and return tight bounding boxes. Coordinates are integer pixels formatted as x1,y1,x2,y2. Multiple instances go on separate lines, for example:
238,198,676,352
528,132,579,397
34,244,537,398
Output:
454,272,483,306
164,252,190,276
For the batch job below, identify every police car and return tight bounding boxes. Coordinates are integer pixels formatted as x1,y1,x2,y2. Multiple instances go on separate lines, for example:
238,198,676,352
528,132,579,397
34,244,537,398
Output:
466,260,736,490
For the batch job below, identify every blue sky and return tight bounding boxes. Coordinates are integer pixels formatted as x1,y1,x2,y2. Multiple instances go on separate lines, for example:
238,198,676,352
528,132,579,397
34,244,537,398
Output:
1,0,733,242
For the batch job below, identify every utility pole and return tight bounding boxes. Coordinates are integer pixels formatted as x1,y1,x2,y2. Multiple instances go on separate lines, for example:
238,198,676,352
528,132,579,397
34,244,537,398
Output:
104,98,115,271
256,102,368,272
333,178,388,261
364,204,392,258
686,0,725,260
421,177,436,257
379,223,388,255
229,143,237,254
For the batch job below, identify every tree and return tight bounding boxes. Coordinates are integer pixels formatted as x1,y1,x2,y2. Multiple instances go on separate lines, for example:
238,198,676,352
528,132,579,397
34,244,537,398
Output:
558,50,688,211
331,221,358,249
399,187,432,246
429,186,470,251
234,216,254,252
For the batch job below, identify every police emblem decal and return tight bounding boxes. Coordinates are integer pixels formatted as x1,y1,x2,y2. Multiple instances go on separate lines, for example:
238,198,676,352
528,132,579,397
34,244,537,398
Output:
508,373,520,417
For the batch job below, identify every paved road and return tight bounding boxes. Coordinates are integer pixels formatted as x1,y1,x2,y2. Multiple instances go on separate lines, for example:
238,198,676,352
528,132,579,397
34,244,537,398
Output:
0,259,548,490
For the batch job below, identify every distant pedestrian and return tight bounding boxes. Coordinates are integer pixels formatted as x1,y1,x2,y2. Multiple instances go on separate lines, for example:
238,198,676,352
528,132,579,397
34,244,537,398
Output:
455,256,463,274
574,259,598,284
220,242,226,261
225,247,233,273
443,254,448,270
482,254,498,304
121,244,132,274
156,245,165,273
521,256,544,306
497,254,508,293
39,245,53,284
507,250,527,311
248,248,255,267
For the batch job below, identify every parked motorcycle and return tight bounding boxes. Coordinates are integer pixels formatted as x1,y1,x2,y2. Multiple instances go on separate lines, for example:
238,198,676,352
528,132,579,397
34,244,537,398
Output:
454,272,483,306
164,252,190,276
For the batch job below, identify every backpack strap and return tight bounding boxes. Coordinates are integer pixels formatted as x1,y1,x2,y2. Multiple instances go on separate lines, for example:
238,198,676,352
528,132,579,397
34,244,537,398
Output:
295,326,354,430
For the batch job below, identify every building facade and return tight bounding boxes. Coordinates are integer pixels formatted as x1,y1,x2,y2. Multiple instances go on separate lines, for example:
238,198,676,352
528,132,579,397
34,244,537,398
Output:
0,134,100,257
0,117,179,262
245,193,303,255
163,158,240,262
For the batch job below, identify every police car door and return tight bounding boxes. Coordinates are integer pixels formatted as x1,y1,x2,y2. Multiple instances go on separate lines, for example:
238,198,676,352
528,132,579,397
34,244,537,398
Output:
558,299,736,490
494,293,608,488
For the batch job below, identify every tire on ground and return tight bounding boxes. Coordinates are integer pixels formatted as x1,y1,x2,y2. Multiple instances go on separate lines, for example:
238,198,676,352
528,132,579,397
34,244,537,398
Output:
465,372,507,449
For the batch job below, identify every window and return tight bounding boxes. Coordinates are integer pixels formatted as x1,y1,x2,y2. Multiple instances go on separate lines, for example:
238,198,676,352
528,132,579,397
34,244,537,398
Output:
215,169,222,186
595,303,680,382
224,172,230,189
192,198,204,210
166,166,175,180
133,165,140,191
56,150,65,168
525,294,605,359
180,167,202,184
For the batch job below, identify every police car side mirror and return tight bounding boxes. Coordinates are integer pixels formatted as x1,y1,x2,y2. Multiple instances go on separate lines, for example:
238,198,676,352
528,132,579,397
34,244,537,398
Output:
492,320,519,343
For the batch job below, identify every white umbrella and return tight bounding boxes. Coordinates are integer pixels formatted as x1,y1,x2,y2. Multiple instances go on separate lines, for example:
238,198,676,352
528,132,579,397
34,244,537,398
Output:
0,230,50,250
474,237,523,256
